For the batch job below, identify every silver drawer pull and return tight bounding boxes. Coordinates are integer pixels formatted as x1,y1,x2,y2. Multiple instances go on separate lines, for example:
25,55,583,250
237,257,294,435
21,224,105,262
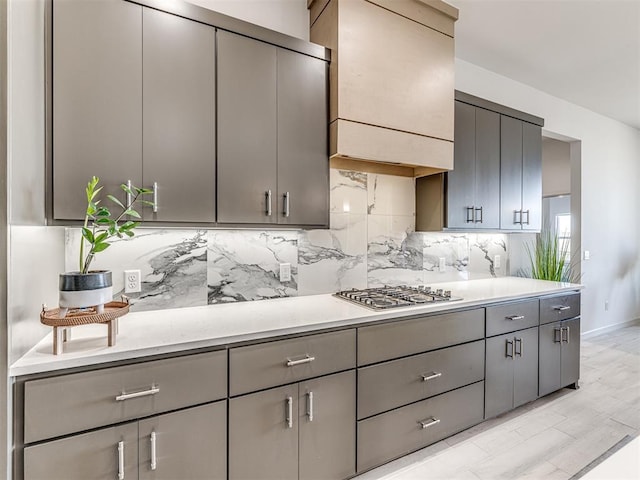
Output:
286,396,293,428
421,372,442,382
150,431,157,471
554,327,562,343
554,305,571,311
152,182,158,213
506,315,525,321
286,354,315,367
563,326,571,344
265,190,272,216
283,192,290,218
307,391,314,422
418,417,441,429
117,441,125,480
506,339,514,358
115,384,159,401
515,337,523,356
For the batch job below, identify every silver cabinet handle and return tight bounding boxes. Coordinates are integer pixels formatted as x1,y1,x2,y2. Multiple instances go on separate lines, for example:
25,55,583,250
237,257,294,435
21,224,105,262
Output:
117,441,125,480
554,327,562,343
152,182,158,213
515,337,523,356
554,305,571,312
265,190,272,216
418,417,441,429
506,339,514,358
283,192,290,217
126,179,132,207
475,206,483,223
150,431,157,471
115,384,159,401
421,372,442,382
286,396,293,428
563,326,571,344
514,209,522,224
523,209,530,225
307,391,314,422
286,354,315,367
466,206,475,223
506,315,525,321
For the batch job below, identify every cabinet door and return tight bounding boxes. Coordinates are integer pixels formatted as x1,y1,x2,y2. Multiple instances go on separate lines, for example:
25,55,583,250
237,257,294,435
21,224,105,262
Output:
299,371,356,480
513,326,539,408
217,31,277,224
500,115,524,229
539,321,562,396
474,107,500,229
53,0,142,220
24,422,138,480
139,401,226,480
276,48,329,227
142,8,216,222
446,101,476,228
229,384,298,480
485,333,515,418
561,317,581,388
522,122,542,231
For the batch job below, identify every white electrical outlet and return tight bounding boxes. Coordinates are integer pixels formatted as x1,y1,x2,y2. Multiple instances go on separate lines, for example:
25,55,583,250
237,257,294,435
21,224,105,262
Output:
124,269,141,293
605,301,609,311
438,257,446,273
584,250,590,260
279,263,291,282
494,255,501,269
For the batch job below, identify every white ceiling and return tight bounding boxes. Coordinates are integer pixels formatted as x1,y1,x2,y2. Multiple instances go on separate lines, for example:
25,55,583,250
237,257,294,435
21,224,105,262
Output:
449,0,640,130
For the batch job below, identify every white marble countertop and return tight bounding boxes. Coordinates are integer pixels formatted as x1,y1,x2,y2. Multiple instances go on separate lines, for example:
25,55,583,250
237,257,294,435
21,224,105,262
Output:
10,277,582,377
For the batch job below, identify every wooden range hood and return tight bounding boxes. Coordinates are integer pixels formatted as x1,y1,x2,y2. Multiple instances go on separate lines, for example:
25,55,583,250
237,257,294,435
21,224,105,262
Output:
309,0,459,177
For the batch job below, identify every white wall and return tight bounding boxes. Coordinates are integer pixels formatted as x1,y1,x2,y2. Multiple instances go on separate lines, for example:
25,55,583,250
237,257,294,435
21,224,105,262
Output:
456,59,640,334
542,137,571,197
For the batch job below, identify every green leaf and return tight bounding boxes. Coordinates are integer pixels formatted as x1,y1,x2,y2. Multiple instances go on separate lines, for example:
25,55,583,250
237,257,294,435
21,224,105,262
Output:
124,230,135,238
95,232,109,243
95,217,112,225
141,200,155,207
108,225,117,236
124,209,141,219
92,242,110,253
96,207,111,217
139,188,154,195
121,184,134,197
81,227,94,243
120,221,138,231
107,194,125,209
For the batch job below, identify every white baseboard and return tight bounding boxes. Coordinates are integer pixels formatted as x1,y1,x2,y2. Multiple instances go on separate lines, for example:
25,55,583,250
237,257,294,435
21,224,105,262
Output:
582,318,640,339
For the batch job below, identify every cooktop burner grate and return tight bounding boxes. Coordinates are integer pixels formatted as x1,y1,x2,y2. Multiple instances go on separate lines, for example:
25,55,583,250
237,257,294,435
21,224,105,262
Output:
334,285,462,310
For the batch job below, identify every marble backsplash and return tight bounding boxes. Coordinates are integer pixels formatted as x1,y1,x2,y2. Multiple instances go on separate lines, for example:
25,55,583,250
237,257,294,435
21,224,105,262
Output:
64,170,513,312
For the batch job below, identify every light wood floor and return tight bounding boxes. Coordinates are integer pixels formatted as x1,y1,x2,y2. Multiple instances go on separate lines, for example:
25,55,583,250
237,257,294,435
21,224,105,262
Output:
356,324,640,480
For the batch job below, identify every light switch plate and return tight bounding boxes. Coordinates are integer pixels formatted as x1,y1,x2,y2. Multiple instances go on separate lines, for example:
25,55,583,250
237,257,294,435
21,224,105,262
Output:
438,257,446,273
494,255,501,269
584,250,590,260
279,263,291,282
124,269,141,293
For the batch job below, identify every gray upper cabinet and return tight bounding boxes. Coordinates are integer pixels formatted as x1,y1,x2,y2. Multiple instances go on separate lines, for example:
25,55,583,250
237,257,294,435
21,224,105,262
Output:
142,8,216,223
500,115,542,230
446,101,500,229
53,0,142,220
217,31,329,226
217,30,278,224
277,48,329,227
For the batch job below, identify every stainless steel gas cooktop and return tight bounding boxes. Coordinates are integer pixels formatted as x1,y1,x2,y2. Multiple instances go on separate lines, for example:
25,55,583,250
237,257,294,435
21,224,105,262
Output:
334,285,462,310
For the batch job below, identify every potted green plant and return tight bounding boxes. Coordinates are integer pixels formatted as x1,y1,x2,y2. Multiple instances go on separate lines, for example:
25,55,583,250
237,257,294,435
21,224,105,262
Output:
524,228,578,283
58,177,154,317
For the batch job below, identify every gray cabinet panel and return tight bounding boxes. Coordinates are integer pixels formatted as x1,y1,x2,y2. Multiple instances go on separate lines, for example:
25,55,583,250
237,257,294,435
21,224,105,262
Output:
24,350,227,444
539,321,562,396
561,317,581,387
53,0,142,220
24,422,138,480
500,115,524,229
447,101,475,228
486,299,539,337
229,329,356,396
358,309,484,366
217,30,277,224
522,122,542,231
142,8,216,222
357,381,484,473
474,107,500,229
277,49,329,227
299,371,356,480
540,292,581,324
358,340,485,419
513,326,539,408
139,401,226,480
484,333,515,419
229,384,299,480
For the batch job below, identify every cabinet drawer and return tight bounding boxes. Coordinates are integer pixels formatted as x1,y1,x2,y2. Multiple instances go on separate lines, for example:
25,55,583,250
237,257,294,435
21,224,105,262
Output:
358,340,484,419
486,299,539,336
24,350,227,444
358,309,484,366
540,292,580,325
357,381,484,473
229,329,356,396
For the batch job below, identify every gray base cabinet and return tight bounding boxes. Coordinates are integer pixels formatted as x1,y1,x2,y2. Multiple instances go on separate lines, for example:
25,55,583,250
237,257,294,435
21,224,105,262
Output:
539,317,580,396
229,371,356,480
485,326,539,419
